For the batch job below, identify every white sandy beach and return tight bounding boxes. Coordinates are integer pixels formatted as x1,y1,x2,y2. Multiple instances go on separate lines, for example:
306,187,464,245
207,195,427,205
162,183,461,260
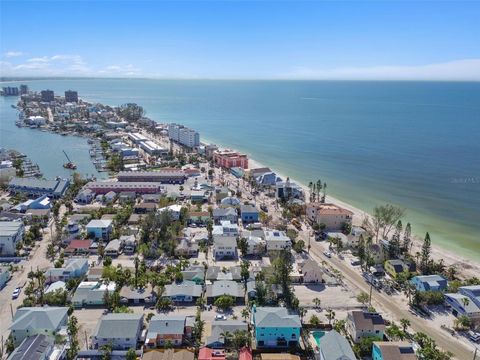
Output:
246,157,480,280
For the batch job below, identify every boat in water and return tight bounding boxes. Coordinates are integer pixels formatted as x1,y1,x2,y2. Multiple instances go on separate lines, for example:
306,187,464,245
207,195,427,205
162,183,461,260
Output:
62,150,77,170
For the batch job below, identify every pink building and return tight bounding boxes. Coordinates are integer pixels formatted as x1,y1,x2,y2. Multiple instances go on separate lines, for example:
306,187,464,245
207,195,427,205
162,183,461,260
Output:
213,149,249,169
84,181,162,195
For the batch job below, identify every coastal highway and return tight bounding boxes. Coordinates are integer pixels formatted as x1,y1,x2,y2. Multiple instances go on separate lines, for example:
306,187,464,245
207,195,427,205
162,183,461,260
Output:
307,241,476,360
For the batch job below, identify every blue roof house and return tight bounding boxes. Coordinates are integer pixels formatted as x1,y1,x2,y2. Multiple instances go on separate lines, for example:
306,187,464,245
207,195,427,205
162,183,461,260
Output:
410,275,448,292
86,219,113,240
240,204,259,224
252,306,301,348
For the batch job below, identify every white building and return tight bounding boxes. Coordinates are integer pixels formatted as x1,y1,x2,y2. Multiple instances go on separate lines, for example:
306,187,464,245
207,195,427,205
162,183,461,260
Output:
91,313,144,350
0,221,24,256
168,123,200,148
264,230,291,251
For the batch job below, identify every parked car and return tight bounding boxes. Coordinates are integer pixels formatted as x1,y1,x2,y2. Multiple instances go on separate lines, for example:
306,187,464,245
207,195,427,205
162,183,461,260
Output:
12,287,21,299
350,259,361,266
260,204,268,212
215,314,227,320
468,330,480,343
323,251,332,258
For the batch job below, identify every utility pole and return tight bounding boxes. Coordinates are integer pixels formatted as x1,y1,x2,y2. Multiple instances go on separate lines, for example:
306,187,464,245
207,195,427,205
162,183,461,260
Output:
84,330,89,349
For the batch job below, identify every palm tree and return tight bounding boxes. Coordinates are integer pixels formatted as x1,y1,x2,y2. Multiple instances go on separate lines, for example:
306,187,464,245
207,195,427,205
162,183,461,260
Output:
400,318,410,333
313,297,321,309
462,297,470,308
316,179,322,202
134,256,140,288
326,309,335,325
241,308,250,322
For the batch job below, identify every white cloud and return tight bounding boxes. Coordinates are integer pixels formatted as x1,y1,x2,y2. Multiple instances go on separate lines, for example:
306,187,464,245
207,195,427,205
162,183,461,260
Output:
0,54,142,77
279,59,480,81
4,51,25,58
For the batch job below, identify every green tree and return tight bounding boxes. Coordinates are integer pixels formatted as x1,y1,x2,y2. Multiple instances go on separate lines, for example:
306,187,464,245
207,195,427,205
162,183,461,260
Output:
402,222,412,254
238,237,248,257
309,314,320,326
420,232,432,274
356,292,370,307
214,295,235,311
126,348,136,360
362,204,405,242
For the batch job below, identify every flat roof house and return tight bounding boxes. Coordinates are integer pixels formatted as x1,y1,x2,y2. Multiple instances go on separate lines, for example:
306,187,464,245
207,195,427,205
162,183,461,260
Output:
264,230,291,251
252,306,301,348
347,311,386,343
86,219,113,240
91,313,144,350
0,220,24,256
9,307,69,346
410,275,447,292
120,285,157,305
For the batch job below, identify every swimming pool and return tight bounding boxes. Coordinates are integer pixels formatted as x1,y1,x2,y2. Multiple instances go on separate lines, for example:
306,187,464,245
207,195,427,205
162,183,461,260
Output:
311,330,327,346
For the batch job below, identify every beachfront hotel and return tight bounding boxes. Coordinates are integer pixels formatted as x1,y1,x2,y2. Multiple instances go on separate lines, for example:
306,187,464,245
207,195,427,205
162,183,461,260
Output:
306,202,353,231
168,123,200,148
213,149,249,169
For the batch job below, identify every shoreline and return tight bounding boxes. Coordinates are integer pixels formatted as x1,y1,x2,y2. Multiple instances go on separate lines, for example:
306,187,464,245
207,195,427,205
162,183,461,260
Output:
240,149,480,280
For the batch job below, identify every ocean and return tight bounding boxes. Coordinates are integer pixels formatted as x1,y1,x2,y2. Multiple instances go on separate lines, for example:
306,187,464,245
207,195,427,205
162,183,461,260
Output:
1,79,479,260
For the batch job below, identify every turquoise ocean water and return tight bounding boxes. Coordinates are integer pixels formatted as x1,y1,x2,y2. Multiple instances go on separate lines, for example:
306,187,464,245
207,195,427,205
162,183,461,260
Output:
1,79,479,260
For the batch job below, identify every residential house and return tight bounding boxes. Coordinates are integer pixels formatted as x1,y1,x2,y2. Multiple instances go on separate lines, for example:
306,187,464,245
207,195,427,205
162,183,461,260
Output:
198,347,226,360
368,244,385,265
104,239,122,257
188,211,210,225
372,342,417,360
45,258,88,284
206,320,248,348
346,311,386,343
134,202,158,214
246,235,266,255
300,260,323,283
384,260,410,279
64,239,93,256
445,285,480,324
121,234,136,254
252,306,301,348
275,180,304,201
0,220,24,256
143,349,194,360
410,275,448,292
306,203,353,231
72,281,116,308
91,313,144,350
9,307,68,346
240,204,259,224
206,280,244,304
212,207,238,224
206,266,242,282
45,281,67,295
0,266,11,288
213,221,239,237
213,236,237,259
120,285,156,305
7,334,58,360
145,315,191,347
318,330,356,360
246,280,257,300
175,239,199,258
181,265,205,285
75,189,95,204
86,219,113,240
220,196,241,206
158,204,183,221
163,280,203,303
191,190,208,203
255,172,281,187
264,230,291,251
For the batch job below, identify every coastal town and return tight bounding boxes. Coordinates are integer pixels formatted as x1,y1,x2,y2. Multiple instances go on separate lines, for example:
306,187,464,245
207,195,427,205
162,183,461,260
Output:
0,86,479,360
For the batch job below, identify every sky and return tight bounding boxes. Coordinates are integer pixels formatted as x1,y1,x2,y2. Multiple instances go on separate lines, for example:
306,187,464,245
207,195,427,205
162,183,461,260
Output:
1,0,479,80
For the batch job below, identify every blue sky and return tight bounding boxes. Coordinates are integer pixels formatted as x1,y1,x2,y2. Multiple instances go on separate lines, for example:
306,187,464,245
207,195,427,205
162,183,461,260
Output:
1,1,479,80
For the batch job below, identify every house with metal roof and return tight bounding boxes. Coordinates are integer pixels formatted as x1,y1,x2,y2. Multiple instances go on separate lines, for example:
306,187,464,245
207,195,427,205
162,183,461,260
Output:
206,280,244,304
212,207,238,224
163,280,203,303
251,306,301,348
9,307,69,346
7,334,56,360
119,285,156,305
72,281,116,308
181,265,205,285
410,274,448,292
206,266,242,282
445,285,480,324
240,204,259,224
86,219,113,240
44,258,88,284
91,313,144,350
8,177,70,199
264,230,291,251
206,320,248,348
145,315,193,347
318,330,356,360
213,236,237,260
0,220,24,256
346,311,386,343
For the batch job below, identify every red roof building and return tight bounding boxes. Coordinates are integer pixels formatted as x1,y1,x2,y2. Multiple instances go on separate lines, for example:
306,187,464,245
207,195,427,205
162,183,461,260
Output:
65,239,93,255
198,347,226,360
239,347,253,360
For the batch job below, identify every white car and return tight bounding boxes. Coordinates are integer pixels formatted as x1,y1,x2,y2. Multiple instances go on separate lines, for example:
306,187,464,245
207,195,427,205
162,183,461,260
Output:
12,287,21,299
323,251,332,258
215,314,227,320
